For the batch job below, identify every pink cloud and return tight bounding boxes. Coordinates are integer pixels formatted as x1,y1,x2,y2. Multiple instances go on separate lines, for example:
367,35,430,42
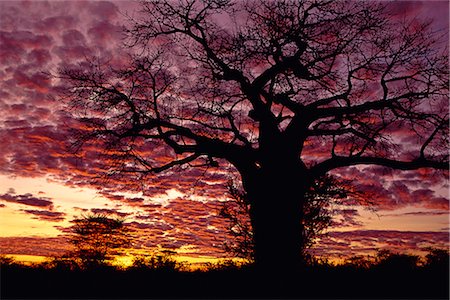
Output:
61,29,87,47
87,1,120,20
312,230,449,258
387,1,424,18
87,20,123,45
35,15,78,33
13,70,51,92
27,49,52,66
423,197,449,211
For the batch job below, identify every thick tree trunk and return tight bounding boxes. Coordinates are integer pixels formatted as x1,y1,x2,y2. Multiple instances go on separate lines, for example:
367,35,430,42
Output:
244,166,308,273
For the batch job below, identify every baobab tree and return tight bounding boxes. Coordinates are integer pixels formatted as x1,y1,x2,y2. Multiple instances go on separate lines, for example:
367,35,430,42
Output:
220,175,350,261
58,0,448,272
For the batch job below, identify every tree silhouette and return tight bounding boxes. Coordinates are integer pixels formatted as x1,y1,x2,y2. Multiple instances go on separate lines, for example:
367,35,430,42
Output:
220,175,349,261
58,1,448,272
69,214,131,268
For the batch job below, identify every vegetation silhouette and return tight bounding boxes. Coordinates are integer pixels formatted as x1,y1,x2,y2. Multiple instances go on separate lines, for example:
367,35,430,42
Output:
129,250,185,272
1,249,449,299
48,213,131,270
56,0,448,273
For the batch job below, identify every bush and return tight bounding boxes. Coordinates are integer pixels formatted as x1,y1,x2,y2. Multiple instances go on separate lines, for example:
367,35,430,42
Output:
130,251,185,272
204,259,251,272
424,248,449,270
374,249,419,270
343,255,374,269
40,255,81,271
0,255,17,268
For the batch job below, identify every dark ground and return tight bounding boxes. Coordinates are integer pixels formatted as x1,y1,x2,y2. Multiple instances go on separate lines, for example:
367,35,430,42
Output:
1,264,448,299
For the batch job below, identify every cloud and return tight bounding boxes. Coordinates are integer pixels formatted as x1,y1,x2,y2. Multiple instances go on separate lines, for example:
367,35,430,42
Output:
329,166,449,212
411,189,449,211
0,190,67,221
0,191,53,208
0,236,69,257
1,0,444,213
35,15,78,33
127,220,174,231
87,20,123,45
331,208,363,228
80,196,233,257
0,30,53,66
311,230,449,258
87,1,120,20
21,209,66,222
90,208,130,218
380,211,448,217
387,1,424,18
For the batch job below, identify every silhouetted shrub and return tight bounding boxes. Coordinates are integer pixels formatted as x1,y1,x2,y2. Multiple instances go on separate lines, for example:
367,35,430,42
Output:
343,255,374,269
0,255,16,268
374,249,419,270
303,254,335,268
130,251,185,272
424,247,449,270
1,250,449,299
204,259,250,272
41,255,82,271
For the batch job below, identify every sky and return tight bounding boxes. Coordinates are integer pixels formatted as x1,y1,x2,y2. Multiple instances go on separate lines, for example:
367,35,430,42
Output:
0,0,448,265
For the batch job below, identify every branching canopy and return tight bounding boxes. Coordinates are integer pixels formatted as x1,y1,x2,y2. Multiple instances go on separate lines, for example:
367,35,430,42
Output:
58,0,448,192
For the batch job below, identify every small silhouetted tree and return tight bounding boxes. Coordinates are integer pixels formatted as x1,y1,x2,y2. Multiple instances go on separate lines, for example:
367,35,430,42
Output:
59,1,448,272
69,214,131,268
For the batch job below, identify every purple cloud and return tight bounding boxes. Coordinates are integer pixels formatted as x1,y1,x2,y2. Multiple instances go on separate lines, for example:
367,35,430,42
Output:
0,192,53,208
21,209,66,222
90,208,130,218
381,211,448,217
0,236,69,257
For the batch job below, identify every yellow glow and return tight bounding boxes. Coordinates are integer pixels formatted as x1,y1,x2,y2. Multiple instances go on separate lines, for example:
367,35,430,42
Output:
0,175,119,237
113,255,134,267
5,254,47,264
0,175,111,211
113,254,244,271
0,206,62,237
